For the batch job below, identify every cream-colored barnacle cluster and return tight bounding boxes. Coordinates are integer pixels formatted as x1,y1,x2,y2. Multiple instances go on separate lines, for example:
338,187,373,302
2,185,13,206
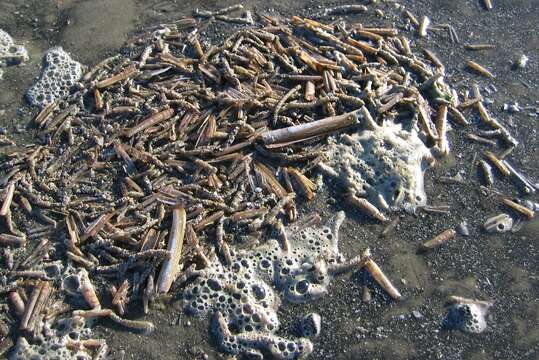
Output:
182,212,351,359
319,121,435,212
26,47,83,107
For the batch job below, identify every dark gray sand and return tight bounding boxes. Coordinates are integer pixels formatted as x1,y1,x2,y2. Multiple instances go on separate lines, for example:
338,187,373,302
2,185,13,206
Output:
0,0,538,359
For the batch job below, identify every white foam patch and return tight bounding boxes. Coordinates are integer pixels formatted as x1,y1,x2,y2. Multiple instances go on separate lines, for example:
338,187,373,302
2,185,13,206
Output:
0,29,29,68
10,317,100,360
183,212,347,358
323,122,434,211
9,259,108,360
26,47,83,107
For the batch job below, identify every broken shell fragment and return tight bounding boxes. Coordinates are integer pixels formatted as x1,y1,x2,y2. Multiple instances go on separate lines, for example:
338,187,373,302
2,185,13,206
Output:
515,54,529,69
483,213,513,233
482,0,493,10
418,16,430,37
456,222,470,237
298,313,322,338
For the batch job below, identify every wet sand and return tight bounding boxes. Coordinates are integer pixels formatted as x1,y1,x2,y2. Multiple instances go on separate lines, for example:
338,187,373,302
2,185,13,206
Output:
0,0,538,359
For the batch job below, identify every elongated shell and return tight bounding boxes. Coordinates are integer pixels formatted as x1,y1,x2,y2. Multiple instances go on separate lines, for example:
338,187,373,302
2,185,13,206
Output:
8,291,25,317
157,206,186,293
80,270,101,309
362,249,402,301
418,228,456,252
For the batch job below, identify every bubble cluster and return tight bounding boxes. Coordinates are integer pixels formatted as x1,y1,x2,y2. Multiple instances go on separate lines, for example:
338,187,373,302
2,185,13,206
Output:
26,47,83,107
215,312,314,360
444,301,492,334
8,259,107,360
10,317,100,360
324,122,434,211
0,29,29,68
183,212,346,358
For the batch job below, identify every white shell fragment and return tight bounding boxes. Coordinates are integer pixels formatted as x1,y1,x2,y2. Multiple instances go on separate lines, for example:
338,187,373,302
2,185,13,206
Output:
26,47,83,107
444,296,493,334
456,221,470,236
503,102,521,113
483,213,513,233
322,122,434,211
516,54,529,69
299,313,322,338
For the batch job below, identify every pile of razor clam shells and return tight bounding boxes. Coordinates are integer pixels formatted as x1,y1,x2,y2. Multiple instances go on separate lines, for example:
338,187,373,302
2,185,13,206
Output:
0,4,536,359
